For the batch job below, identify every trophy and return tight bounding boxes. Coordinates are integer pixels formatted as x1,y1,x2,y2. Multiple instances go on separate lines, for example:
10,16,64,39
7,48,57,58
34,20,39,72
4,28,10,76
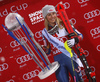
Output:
2,13,60,79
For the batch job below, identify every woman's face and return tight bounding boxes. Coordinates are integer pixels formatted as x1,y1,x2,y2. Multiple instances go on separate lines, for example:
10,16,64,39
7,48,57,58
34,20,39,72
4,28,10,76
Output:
46,12,57,26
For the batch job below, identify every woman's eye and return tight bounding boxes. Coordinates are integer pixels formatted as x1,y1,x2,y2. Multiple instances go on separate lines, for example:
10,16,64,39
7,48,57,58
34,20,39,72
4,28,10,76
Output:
47,14,51,16
52,12,56,15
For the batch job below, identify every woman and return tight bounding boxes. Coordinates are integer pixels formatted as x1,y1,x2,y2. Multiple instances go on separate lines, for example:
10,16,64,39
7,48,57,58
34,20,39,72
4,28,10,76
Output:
41,5,84,82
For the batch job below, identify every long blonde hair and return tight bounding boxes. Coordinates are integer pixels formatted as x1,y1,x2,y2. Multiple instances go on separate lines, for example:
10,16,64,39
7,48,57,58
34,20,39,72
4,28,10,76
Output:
44,17,65,30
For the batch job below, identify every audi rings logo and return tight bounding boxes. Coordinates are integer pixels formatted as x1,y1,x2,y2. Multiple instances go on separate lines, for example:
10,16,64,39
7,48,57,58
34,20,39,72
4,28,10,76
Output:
56,2,70,10
84,50,89,57
90,66,96,72
0,47,2,53
35,30,42,38
56,2,70,16
0,63,9,71
63,2,70,9
90,26,100,37
10,40,20,48
23,69,40,80
77,0,89,4
96,45,100,52
69,18,76,25
10,37,27,48
84,9,100,20
81,66,95,78
16,54,32,64
6,79,15,82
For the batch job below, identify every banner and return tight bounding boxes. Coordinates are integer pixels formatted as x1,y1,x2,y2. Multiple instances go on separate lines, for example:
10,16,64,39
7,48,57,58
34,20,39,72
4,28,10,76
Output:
0,0,100,82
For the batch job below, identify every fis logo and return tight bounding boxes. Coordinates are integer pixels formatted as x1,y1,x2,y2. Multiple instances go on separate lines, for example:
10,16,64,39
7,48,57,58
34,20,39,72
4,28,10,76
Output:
84,9,100,20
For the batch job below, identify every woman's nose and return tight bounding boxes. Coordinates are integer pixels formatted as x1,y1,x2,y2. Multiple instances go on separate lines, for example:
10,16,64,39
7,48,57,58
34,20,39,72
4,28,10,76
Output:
51,14,55,18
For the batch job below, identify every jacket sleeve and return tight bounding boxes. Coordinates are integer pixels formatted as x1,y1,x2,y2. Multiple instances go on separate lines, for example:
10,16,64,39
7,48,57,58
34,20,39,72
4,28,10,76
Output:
71,23,83,44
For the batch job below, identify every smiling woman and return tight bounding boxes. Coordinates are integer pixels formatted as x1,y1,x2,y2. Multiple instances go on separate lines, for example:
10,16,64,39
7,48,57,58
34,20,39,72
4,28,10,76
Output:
41,4,84,82
46,12,57,26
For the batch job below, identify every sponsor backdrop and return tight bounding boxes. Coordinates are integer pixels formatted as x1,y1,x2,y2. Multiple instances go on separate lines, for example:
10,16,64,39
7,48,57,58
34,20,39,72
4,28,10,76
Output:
0,0,100,82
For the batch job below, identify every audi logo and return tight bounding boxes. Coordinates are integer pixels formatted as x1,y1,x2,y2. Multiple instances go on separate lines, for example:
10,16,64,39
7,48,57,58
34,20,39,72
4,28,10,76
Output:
81,68,86,77
10,40,20,48
6,79,15,82
56,2,70,10
35,30,42,38
84,9,100,20
69,18,76,25
90,26,100,37
81,66,96,77
23,69,40,80
75,66,81,73
56,2,70,16
77,0,89,4
16,54,32,64
10,37,27,48
90,66,96,72
97,45,100,51
63,2,70,9
0,47,2,53
84,50,89,57
0,63,8,71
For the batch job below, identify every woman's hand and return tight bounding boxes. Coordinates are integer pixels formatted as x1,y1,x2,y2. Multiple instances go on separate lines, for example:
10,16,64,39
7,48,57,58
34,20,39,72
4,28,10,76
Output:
41,45,51,54
67,38,75,48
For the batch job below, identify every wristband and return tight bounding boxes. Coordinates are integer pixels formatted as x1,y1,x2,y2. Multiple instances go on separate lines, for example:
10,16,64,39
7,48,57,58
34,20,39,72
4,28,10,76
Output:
74,37,79,44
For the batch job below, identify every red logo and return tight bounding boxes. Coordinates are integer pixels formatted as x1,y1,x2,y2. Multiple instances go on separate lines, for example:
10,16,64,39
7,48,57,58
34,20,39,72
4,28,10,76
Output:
49,9,54,12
